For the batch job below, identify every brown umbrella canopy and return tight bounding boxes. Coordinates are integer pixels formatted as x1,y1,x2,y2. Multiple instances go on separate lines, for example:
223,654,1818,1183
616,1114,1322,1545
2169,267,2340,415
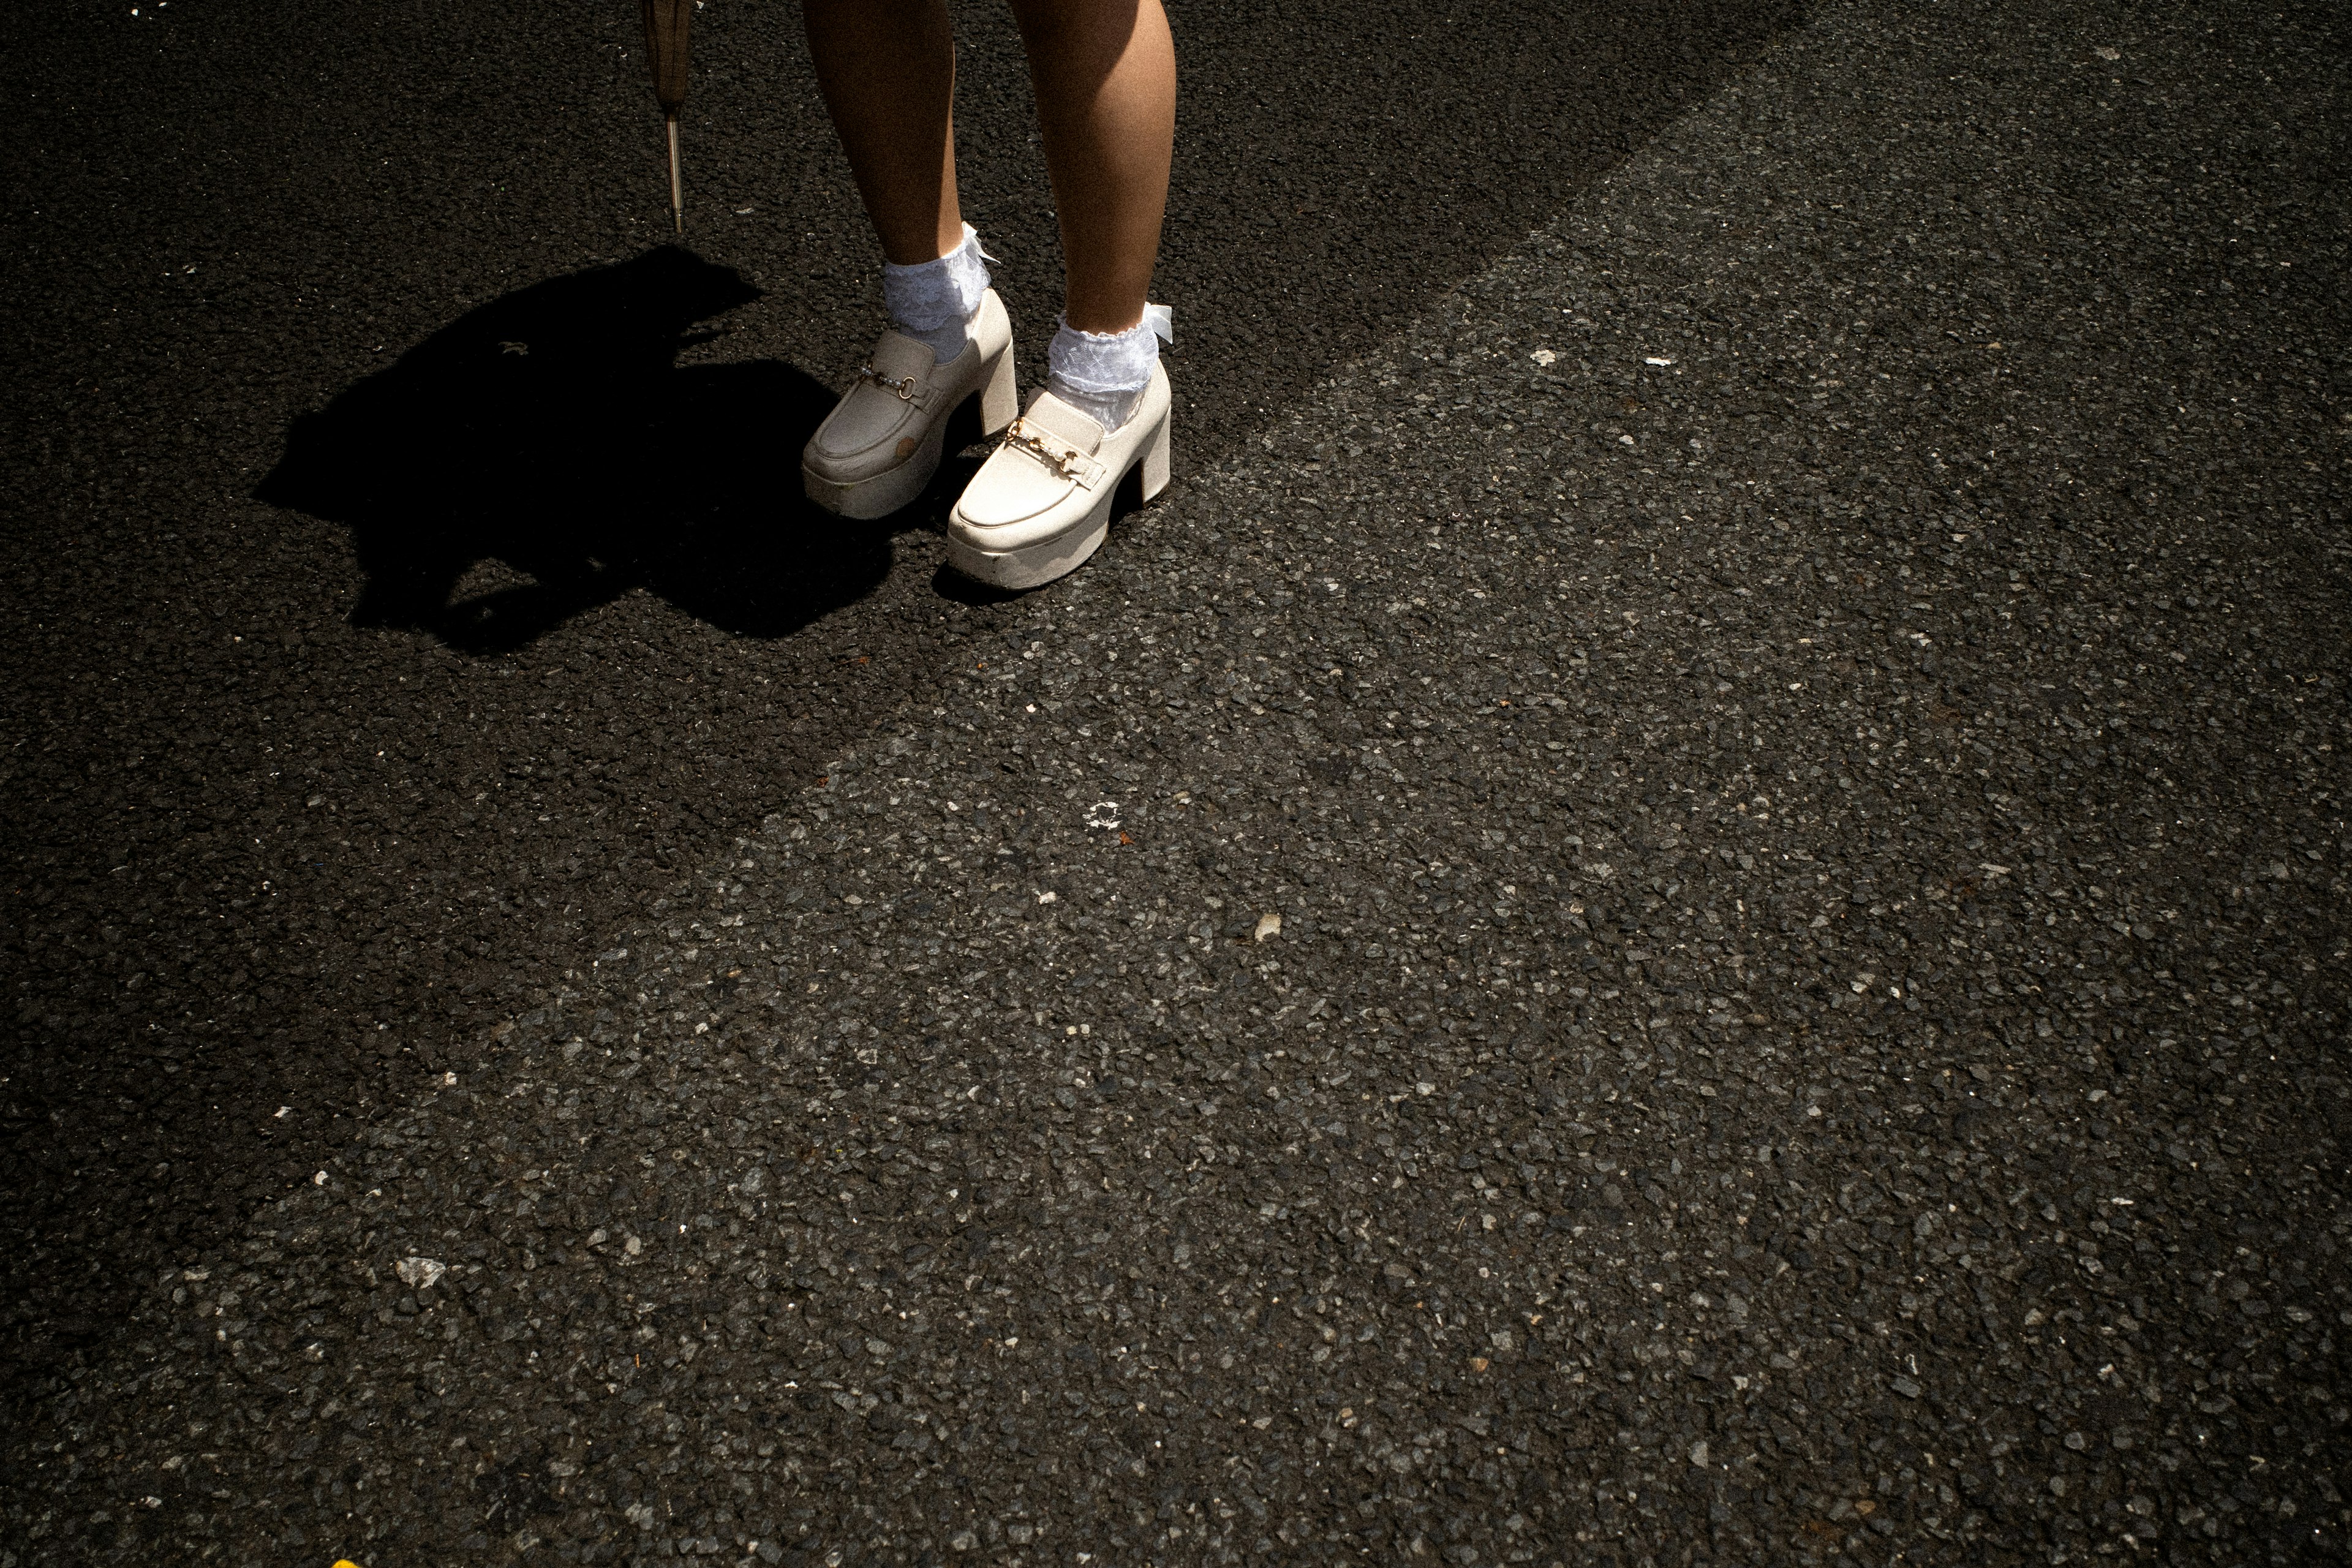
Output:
639,0,692,232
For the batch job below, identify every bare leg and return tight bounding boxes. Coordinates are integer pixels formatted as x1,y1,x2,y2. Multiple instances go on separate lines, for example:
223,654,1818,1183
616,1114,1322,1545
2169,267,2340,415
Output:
802,0,964,265
1006,0,1176,334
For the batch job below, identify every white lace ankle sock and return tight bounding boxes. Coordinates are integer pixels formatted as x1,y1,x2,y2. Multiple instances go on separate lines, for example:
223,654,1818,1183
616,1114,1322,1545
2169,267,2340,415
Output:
1046,304,1172,432
880,224,992,363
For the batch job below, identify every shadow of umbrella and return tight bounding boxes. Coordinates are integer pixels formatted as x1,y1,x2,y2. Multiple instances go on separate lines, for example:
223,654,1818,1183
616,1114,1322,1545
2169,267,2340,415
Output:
256,246,941,652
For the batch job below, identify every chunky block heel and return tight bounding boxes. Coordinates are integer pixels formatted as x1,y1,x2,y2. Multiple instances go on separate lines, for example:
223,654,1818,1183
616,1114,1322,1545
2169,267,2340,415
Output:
978,344,1020,437
1137,408,1171,502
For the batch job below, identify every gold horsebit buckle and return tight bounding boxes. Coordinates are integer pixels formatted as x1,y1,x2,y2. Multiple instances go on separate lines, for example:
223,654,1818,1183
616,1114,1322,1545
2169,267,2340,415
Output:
858,363,920,401
1001,418,1101,485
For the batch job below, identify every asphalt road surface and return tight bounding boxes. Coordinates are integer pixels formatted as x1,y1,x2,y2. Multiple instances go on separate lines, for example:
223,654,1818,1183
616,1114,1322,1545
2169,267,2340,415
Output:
4,0,2348,1564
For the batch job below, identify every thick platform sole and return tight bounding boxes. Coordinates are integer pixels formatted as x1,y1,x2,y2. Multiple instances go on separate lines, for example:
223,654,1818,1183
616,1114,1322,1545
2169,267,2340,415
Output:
945,408,1169,590
802,345,1020,521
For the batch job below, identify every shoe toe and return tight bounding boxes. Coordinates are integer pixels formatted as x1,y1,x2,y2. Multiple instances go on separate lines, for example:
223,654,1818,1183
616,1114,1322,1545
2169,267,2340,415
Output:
810,395,915,466
953,454,1072,530
807,331,954,467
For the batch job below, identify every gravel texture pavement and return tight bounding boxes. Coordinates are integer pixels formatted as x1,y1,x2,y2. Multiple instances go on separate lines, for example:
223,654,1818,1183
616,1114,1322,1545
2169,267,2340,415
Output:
6,1,2351,1565
1,0,1785,1390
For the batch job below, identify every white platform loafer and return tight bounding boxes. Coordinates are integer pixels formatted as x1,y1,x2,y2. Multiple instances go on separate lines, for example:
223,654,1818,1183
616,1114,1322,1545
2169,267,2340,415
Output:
802,288,1019,520
943,361,1171,589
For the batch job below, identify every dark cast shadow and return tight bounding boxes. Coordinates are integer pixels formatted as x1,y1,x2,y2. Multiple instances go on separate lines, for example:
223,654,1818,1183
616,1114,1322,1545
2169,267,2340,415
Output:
255,246,990,653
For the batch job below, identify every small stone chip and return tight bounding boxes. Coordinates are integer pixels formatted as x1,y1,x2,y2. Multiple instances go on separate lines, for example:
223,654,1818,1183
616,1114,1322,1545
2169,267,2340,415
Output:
393,1256,445,1291
1890,1376,1922,1400
1253,911,1282,941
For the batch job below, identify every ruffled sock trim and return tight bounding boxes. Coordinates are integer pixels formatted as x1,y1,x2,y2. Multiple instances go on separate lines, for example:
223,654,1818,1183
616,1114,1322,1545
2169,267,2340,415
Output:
1046,305,1172,431
880,224,994,363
